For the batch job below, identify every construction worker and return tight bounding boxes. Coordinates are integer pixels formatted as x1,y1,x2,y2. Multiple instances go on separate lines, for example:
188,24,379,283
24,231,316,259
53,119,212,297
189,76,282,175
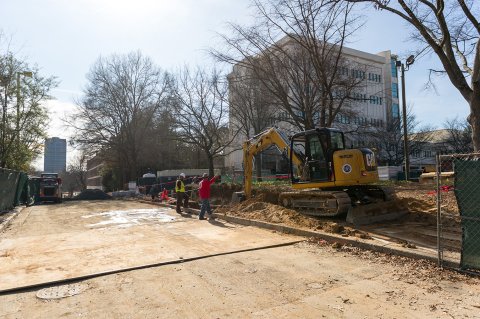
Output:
198,173,219,220
175,173,189,213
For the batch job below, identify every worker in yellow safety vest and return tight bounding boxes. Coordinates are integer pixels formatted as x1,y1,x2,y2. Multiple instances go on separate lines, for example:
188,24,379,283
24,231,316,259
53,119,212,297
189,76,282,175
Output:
175,173,189,213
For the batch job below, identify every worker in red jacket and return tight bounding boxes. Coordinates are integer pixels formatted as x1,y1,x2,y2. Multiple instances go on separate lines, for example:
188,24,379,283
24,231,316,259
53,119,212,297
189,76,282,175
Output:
198,173,219,220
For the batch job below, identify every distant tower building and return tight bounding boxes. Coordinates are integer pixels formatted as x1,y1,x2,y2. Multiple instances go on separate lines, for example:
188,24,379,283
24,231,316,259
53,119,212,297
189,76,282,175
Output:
44,137,67,173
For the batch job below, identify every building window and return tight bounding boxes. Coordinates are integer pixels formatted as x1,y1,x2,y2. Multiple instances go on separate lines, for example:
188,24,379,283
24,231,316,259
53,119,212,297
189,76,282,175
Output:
391,58,398,77
424,150,433,157
392,83,399,98
392,103,400,118
339,114,350,124
294,109,304,119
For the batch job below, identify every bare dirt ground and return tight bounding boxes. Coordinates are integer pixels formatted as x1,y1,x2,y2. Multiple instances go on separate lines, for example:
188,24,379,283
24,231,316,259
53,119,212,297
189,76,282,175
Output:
210,182,462,254
1,199,480,318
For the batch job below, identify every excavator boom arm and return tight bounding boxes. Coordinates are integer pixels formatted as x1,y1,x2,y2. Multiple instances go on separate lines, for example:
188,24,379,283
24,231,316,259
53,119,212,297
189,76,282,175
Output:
243,128,303,197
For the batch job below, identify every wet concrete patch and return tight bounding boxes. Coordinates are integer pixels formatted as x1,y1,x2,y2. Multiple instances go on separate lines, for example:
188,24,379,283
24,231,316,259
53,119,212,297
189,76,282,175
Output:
82,208,177,228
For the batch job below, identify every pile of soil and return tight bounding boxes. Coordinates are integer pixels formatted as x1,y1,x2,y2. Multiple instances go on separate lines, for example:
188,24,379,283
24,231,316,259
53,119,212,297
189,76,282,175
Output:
73,189,112,200
209,183,289,205
212,183,461,236
210,183,243,203
393,184,460,228
216,193,369,238
395,185,459,215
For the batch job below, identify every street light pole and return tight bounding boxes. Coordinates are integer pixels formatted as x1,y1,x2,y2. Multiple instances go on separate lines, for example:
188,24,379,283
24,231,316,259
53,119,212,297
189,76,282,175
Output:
397,56,415,181
400,63,410,181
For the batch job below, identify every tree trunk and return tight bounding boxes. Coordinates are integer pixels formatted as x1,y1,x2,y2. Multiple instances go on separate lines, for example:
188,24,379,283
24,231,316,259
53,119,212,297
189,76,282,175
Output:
471,41,480,152
207,154,214,178
1,91,8,167
469,95,480,152
255,153,262,182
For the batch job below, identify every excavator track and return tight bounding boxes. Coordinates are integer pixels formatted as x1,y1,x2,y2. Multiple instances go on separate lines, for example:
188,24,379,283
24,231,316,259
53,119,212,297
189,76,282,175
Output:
278,191,352,217
344,186,408,225
278,186,408,224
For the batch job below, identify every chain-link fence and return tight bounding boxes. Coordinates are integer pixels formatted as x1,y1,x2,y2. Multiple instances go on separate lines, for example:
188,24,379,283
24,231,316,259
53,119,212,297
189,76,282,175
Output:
0,168,35,212
437,153,480,274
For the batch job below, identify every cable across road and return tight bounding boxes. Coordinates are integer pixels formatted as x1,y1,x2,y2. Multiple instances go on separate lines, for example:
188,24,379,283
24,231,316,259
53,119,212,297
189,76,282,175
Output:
0,240,304,296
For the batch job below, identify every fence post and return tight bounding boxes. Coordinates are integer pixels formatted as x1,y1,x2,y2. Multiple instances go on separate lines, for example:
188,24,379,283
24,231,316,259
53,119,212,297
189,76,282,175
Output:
436,153,442,267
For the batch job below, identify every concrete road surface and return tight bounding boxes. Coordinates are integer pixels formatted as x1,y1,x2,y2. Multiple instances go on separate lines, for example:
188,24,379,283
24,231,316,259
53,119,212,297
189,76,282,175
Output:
1,200,479,318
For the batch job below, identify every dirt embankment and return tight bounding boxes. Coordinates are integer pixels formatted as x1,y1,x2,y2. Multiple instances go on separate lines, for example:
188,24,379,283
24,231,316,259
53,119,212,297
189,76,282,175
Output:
210,182,460,234
394,184,459,227
214,187,370,239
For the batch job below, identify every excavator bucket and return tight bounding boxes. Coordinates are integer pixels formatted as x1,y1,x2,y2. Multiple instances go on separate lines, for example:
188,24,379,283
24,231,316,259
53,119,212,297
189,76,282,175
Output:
346,199,409,226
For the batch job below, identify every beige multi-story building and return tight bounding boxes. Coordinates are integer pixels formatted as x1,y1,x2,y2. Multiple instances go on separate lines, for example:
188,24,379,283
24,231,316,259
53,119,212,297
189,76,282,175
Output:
226,36,399,172
86,155,104,190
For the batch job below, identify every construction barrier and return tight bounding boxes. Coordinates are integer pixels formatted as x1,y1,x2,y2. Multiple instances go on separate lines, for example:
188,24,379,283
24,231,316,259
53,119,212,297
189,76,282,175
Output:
437,153,480,274
0,168,34,211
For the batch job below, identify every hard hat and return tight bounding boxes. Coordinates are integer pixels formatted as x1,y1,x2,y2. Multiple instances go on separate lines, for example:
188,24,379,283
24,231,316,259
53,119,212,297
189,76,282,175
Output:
202,173,208,178
180,173,186,178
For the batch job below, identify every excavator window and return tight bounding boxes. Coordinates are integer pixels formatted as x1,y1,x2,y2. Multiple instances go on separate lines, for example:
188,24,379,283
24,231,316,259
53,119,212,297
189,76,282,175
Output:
305,134,329,182
330,131,345,150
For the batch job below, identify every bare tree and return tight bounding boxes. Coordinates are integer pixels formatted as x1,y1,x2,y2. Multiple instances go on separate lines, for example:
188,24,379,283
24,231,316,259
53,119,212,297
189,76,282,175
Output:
228,72,277,179
172,66,237,177
340,0,480,150
69,51,171,185
139,108,213,171
365,106,434,165
61,151,88,196
442,116,473,153
212,0,365,131
68,151,88,191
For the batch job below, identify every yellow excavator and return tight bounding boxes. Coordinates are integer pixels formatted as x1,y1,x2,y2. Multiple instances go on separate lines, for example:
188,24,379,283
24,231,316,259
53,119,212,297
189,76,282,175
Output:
242,127,406,225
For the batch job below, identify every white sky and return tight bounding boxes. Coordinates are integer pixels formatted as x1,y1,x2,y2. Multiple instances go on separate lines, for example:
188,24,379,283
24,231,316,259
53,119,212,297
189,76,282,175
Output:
1,0,469,169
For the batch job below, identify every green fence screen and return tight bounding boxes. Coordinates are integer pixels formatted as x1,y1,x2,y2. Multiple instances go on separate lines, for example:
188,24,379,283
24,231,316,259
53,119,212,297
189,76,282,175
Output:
0,168,33,211
454,159,480,270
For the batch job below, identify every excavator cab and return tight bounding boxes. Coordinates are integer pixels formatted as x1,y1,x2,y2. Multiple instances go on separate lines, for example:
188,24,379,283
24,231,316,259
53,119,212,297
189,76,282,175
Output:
290,128,345,184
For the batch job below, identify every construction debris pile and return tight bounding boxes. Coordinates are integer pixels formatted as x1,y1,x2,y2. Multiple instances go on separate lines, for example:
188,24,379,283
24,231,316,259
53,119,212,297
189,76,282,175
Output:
73,189,112,201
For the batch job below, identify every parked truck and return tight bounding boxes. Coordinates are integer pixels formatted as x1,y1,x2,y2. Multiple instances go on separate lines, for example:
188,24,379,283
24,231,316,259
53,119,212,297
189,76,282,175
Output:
39,173,62,203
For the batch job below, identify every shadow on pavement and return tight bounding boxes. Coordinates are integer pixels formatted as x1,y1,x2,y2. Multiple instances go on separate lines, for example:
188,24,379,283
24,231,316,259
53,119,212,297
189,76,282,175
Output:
207,218,234,228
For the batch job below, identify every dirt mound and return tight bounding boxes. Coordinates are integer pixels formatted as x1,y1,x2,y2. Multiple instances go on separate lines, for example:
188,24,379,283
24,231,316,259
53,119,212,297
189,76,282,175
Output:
210,183,290,204
210,183,243,202
252,184,291,204
395,187,459,215
73,189,112,200
216,194,364,236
